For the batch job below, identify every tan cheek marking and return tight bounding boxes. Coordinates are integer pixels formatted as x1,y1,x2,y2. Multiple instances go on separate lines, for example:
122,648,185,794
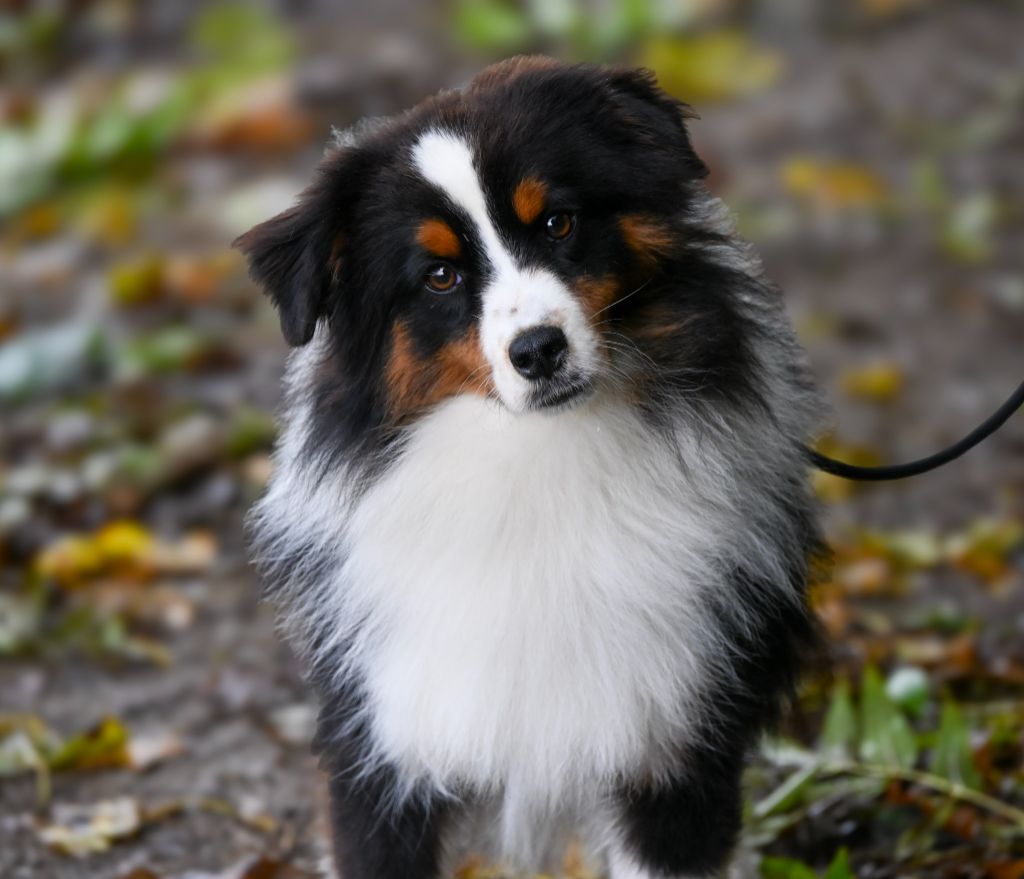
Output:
513,178,547,225
386,322,422,414
619,215,676,265
416,219,461,259
386,322,492,419
434,327,493,401
574,276,620,320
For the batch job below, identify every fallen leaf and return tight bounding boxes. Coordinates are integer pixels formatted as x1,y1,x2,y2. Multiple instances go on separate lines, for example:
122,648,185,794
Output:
642,30,783,104
941,192,998,265
896,633,978,675
127,730,184,770
835,557,893,596
945,518,1024,584
85,582,196,632
0,717,55,802
812,437,882,502
78,187,139,247
986,861,1024,879
148,531,217,575
8,200,62,240
783,158,889,210
164,250,245,303
268,704,315,747
108,253,166,306
34,522,217,588
185,79,314,153
49,716,130,772
37,797,142,856
840,362,905,403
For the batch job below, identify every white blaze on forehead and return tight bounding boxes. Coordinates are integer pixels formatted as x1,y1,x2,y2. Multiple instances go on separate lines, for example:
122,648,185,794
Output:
411,130,516,278
411,128,601,412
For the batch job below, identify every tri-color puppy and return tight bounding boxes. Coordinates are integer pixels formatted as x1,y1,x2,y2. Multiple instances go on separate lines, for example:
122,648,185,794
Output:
237,56,823,879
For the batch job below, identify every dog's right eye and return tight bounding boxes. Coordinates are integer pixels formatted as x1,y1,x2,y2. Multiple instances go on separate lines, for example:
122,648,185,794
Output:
424,264,462,294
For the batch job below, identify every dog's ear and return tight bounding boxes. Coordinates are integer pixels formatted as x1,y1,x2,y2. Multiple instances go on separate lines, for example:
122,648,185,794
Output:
234,150,363,347
603,66,708,181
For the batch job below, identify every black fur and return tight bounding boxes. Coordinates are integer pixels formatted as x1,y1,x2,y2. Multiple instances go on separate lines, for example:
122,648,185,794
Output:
236,60,741,475
239,57,823,879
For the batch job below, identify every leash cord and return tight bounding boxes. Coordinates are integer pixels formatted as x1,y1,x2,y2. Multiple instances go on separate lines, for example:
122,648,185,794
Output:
807,380,1024,481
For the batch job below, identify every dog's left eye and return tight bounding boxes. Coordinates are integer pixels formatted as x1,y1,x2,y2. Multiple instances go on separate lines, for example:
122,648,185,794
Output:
544,212,576,241
424,264,462,294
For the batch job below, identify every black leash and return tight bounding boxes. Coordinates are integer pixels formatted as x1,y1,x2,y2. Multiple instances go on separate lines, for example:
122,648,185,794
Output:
808,380,1024,481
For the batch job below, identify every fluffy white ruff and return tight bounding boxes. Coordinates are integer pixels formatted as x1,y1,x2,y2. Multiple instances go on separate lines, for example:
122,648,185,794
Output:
255,366,808,857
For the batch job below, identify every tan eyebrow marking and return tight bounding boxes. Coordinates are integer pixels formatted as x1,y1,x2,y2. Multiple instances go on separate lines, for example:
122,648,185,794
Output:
619,214,676,265
416,219,461,259
513,177,547,225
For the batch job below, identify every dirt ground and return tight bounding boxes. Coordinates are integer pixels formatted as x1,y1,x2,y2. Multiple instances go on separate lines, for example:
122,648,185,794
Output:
1,2,1022,877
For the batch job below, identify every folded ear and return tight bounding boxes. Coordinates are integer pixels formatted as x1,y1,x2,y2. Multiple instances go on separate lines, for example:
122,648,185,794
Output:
604,66,708,181
234,150,362,347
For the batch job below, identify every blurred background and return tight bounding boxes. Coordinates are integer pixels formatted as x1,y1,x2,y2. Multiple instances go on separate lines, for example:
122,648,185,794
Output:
1,1,1022,877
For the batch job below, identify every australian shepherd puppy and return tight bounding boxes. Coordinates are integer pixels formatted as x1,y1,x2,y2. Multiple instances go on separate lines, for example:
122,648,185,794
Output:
237,57,823,879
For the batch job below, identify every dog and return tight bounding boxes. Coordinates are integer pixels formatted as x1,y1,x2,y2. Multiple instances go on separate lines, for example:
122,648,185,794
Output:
236,56,824,879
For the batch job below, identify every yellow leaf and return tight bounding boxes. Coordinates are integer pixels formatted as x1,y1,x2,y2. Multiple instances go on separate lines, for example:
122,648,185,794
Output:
782,158,889,209
35,535,106,588
945,518,1024,583
108,254,165,306
49,717,130,772
34,522,215,588
811,437,882,502
95,521,155,567
79,188,139,248
642,30,783,104
840,362,905,402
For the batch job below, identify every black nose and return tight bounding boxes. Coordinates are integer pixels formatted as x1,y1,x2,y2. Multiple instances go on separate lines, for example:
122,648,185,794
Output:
508,325,569,381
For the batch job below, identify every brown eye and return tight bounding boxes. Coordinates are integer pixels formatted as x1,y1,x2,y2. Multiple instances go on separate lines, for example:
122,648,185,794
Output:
545,212,576,241
425,263,461,293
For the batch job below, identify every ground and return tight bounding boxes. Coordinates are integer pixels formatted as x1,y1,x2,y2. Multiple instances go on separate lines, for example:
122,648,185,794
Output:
1,2,1022,878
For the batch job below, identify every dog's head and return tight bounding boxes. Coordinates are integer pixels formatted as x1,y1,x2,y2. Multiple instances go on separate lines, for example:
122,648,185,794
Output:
237,57,763,433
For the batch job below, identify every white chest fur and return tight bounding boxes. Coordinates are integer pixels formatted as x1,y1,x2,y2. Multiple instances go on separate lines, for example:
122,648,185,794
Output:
330,394,746,805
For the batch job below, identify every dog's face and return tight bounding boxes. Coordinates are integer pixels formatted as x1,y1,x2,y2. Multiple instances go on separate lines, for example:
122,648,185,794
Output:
238,58,757,449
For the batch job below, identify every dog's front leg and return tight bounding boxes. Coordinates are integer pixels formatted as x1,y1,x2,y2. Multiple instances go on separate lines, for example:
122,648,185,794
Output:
326,766,449,879
608,747,743,879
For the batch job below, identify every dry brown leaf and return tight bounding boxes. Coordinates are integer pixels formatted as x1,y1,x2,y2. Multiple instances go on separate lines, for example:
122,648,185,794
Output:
986,861,1024,879
185,79,315,153
164,250,246,303
896,633,978,674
